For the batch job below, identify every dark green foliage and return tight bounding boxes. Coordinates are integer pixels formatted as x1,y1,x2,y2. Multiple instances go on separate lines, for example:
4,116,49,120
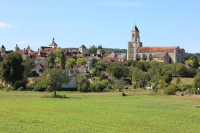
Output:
106,63,125,80
89,58,97,70
164,86,177,95
14,81,26,91
189,88,200,94
60,50,65,69
87,45,97,54
192,58,199,69
48,52,55,65
193,73,199,89
83,53,90,56
77,77,90,92
33,82,47,92
185,53,200,60
30,71,39,77
23,55,34,79
99,72,107,81
0,53,4,62
0,52,24,85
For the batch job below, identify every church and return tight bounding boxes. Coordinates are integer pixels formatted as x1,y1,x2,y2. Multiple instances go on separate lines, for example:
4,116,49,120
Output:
127,25,185,64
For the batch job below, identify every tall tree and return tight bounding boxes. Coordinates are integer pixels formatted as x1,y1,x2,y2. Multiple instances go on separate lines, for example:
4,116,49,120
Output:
0,52,24,85
89,58,98,70
106,63,125,80
42,68,70,97
65,58,76,69
76,58,87,65
60,50,65,69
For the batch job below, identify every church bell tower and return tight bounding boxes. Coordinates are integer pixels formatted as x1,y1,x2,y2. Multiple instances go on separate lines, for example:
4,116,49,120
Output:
127,25,142,60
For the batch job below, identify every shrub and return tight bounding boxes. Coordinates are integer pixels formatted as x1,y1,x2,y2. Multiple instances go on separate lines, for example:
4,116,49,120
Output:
189,88,200,94
0,83,4,90
77,77,90,92
33,82,47,92
164,86,177,95
99,72,107,81
17,86,24,91
14,81,26,91
30,71,39,77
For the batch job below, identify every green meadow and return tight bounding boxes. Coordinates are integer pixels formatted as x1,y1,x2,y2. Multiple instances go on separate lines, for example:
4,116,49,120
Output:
0,90,200,133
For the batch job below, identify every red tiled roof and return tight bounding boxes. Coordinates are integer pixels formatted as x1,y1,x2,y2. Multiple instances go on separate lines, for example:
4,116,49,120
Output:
35,56,48,60
79,45,86,48
106,53,116,59
65,55,71,60
36,63,49,69
137,46,178,52
153,52,167,58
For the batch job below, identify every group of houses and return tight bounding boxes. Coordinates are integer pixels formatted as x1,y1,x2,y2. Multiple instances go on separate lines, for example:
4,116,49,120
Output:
0,25,186,89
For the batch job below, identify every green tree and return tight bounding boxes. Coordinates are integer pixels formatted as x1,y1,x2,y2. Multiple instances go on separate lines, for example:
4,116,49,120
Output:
0,52,24,85
48,52,55,68
193,73,200,88
54,49,63,57
42,68,70,97
132,67,143,88
76,58,87,65
87,45,97,54
106,63,125,80
149,60,159,68
176,63,187,77
77,76,90,92
65,58,76,69
192,58,199,69
60,50,65,69
127,59,133,66
89,58,98,70
23,55,33,80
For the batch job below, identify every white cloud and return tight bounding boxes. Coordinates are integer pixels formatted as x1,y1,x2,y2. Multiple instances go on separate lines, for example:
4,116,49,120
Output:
19,41,26,44
100,2,141,6
0,22,12,28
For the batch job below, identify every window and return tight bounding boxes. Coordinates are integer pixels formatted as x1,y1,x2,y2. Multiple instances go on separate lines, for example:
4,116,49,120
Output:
132,34,134,37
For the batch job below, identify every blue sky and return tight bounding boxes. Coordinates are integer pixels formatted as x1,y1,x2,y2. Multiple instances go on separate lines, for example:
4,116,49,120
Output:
0,0,199,53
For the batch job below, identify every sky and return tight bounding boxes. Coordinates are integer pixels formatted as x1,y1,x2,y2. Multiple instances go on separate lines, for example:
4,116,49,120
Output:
0,0,200,53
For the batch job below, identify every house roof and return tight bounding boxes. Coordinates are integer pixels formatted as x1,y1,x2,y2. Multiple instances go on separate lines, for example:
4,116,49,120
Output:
117,53,127,59
35,63,49,69
153,52,167,58
79,45,86,48
65,55,71,60
73,65,87,69
106,53,116,59
137,46,178,52
35,56,48,60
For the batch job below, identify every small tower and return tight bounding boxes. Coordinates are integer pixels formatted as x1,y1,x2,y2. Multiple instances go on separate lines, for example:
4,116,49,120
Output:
27,45,30,50
97,49,102,56
79,44,87,54
127,25,142,60
15,44,20,52
1,45,5,55
49,37,58,48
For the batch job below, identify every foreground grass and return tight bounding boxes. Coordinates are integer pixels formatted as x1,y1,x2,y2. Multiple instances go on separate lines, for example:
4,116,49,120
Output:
0,90,200,133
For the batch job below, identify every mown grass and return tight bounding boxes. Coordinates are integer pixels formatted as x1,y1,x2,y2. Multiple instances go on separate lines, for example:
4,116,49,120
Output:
0,90,200,133
171,77,194,85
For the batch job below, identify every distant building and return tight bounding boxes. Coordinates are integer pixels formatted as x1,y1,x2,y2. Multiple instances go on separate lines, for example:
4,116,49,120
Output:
49,38,58,48
127,25,185,63
62,70,77,88
79,44,87,54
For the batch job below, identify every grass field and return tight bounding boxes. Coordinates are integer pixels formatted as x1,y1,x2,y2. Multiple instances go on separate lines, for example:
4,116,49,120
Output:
0,90,200,133
171,77,194,85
